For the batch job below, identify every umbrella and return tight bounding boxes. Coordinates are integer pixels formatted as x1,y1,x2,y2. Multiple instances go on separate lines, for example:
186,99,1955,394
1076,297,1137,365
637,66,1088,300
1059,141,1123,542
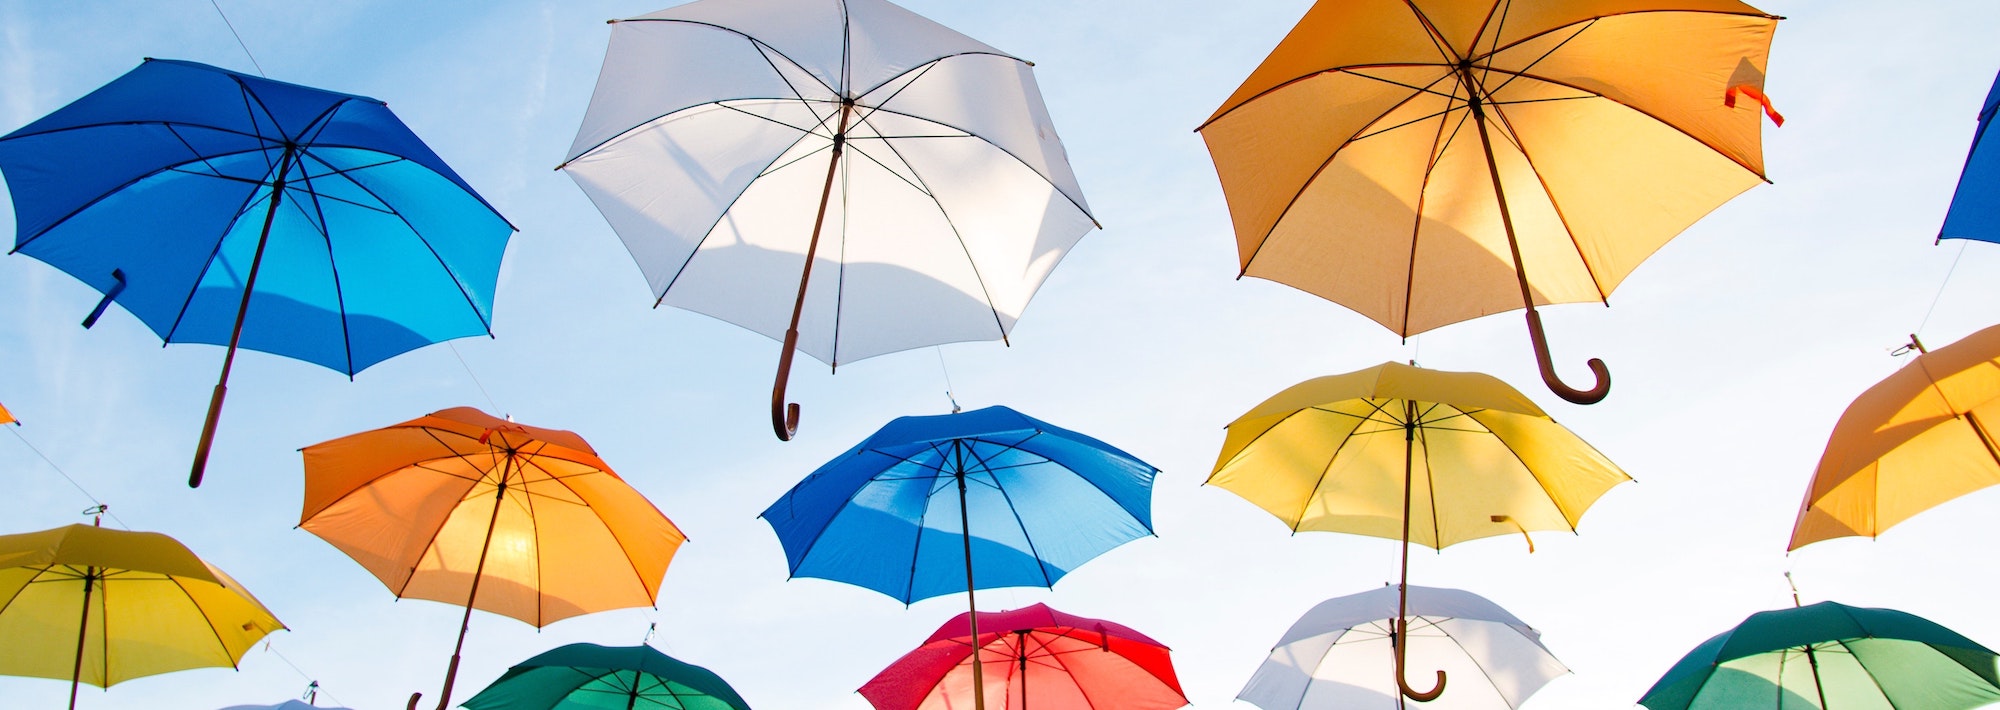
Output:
1195,0,1782,404
298,407,686,710
1207,362,1629,701
1941,70,2000,243
561,0,1097,440
461,643,751,710
0,523,285,709
1239,585,1567,710
219,701,353,710
0,58,514,486
1790,326,2000,549
760,406,1156,710
860,603,1187,710
1640,601,2000,709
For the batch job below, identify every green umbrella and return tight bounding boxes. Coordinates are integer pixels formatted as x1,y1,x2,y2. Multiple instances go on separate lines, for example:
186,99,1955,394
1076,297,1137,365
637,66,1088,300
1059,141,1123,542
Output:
460,644,750,710
1641,601,2000,709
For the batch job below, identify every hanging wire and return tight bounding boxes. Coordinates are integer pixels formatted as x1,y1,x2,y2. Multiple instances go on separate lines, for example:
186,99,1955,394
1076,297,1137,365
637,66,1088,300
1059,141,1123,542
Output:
7,426,131,530
448,343,502,414
206,0,267,77
260,641,346,708
1916,241,1970,340
933,346,961,413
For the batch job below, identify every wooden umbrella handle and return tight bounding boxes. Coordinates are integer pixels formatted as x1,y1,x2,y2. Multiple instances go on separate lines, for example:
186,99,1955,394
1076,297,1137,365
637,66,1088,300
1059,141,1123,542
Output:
1526,310,1610,405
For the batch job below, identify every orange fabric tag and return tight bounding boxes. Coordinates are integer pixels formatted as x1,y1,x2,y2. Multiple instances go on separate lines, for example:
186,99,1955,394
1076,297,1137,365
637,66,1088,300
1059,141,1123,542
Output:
1726,85,1785,127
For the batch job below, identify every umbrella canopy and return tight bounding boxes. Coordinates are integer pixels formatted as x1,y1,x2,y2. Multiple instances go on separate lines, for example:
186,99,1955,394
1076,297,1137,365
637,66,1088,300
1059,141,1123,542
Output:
761,405,1154,710
1196,0,1781,404
1790,326,2000,549
0,58,514,486
0,524,284,709
562,0,1097,439
1941,70,2000,243
461,643,751,710
1239,585,1567,710
1208,362,1629,547
299,407,686,709
1208,362,1627,702
1640,601,2000,710
219,701,354,710
861,603,1187,710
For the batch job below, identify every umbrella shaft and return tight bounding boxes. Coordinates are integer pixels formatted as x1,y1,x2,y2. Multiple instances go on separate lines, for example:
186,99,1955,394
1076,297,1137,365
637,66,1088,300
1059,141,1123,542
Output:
70,568,95,710
770,100,855,440
957,462,987,710
436,467,511,710
190,144,297,488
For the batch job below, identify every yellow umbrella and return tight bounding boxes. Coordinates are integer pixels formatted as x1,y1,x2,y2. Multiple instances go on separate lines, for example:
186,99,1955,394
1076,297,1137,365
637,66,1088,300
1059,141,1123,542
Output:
0,523,284,709
299,407,687,710
1208,362,1629,701
1791,327,2000,550
1196,0,1782,404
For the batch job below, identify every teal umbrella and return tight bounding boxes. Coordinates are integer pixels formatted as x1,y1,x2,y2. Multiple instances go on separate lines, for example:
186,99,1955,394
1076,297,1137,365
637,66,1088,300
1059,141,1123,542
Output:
461,644,750,710
1641,602,2000,709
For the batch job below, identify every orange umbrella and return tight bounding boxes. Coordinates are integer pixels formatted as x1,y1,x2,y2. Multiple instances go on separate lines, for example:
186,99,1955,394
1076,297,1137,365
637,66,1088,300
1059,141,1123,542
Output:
1197,0,1782,404
299,407,686,710
1791,327,2000,549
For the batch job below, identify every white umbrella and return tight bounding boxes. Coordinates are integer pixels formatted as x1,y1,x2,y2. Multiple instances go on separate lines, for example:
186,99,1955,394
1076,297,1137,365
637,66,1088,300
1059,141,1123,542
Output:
1241,585,1569,710
561,0,1097,440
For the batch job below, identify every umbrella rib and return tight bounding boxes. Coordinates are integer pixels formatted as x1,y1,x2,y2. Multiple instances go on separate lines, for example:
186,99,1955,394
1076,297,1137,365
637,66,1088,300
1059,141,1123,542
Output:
165,574,245,669
1479,65,1767,180
288,150,359,376
7,142,274,255
1233,70,1458,278
653,126,826,305
616,19,838,98
293,143,501,337
851,50,1027,100
1469,410,1584,532
854,117,1012,342
841,102,1099,225
969,442,1058,589
1476,19,1594,100
1471,0,1511,83
1197,61,1458,132
1836,639,1905,710
1416,421,1444,548
1293,401,1388,529
1398,87,1460,336
717,101,828,138
1401,1,1467,65
1470,70,1613,304
157,158,287,344
1471,8,1781,68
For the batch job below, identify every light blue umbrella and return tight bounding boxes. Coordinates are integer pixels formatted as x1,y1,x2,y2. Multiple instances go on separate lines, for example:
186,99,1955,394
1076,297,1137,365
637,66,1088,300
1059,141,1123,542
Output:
0,58,513,486
759,405,1156,710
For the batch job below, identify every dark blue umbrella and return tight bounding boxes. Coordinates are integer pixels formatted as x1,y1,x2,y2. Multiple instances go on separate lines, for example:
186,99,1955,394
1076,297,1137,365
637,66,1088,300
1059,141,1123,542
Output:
759,405,1156,710
0,59,513,486
1942,70,2000,243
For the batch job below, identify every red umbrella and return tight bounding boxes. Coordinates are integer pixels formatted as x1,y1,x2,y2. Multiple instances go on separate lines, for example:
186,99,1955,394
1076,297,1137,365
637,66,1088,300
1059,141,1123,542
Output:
861,604,1187,710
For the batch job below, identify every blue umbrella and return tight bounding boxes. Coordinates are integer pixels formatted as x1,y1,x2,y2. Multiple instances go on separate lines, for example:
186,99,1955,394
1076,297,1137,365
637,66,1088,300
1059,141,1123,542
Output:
759,405,1156,710
1942,69,2000,243
0,59,513,486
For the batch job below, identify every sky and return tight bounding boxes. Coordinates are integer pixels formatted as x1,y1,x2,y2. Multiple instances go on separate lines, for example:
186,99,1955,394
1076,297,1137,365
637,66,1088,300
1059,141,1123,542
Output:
4,0,2000,708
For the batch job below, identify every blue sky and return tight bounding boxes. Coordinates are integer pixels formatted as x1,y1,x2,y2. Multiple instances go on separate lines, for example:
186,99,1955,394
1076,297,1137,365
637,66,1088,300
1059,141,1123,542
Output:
4,1,2000,708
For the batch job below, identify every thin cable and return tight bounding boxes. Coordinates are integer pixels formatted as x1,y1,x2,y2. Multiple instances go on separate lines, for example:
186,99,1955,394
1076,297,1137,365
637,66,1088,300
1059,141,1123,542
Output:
448,343,502,414
1917,241,1969,338
208,0,267,77
262,642,346,709
6,427,132,530
934,346,960,413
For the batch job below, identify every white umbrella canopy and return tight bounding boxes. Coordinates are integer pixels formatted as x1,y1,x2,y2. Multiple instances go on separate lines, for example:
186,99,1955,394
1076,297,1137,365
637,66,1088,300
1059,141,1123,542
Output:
1241,585,1569,710
562,0,1098,439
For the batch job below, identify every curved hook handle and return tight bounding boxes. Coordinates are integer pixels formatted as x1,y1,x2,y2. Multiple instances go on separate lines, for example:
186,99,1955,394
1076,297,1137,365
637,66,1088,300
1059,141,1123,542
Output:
771,329,802,441
1525,310,1610,405
1393,617,1447,701
405,692,422,710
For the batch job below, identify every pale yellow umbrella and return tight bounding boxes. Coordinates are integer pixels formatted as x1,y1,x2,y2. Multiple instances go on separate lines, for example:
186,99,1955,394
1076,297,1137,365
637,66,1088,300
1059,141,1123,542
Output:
1208,362,1629,701
1197,0,1782,404
1791,325,2000,550
0,523,284,709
